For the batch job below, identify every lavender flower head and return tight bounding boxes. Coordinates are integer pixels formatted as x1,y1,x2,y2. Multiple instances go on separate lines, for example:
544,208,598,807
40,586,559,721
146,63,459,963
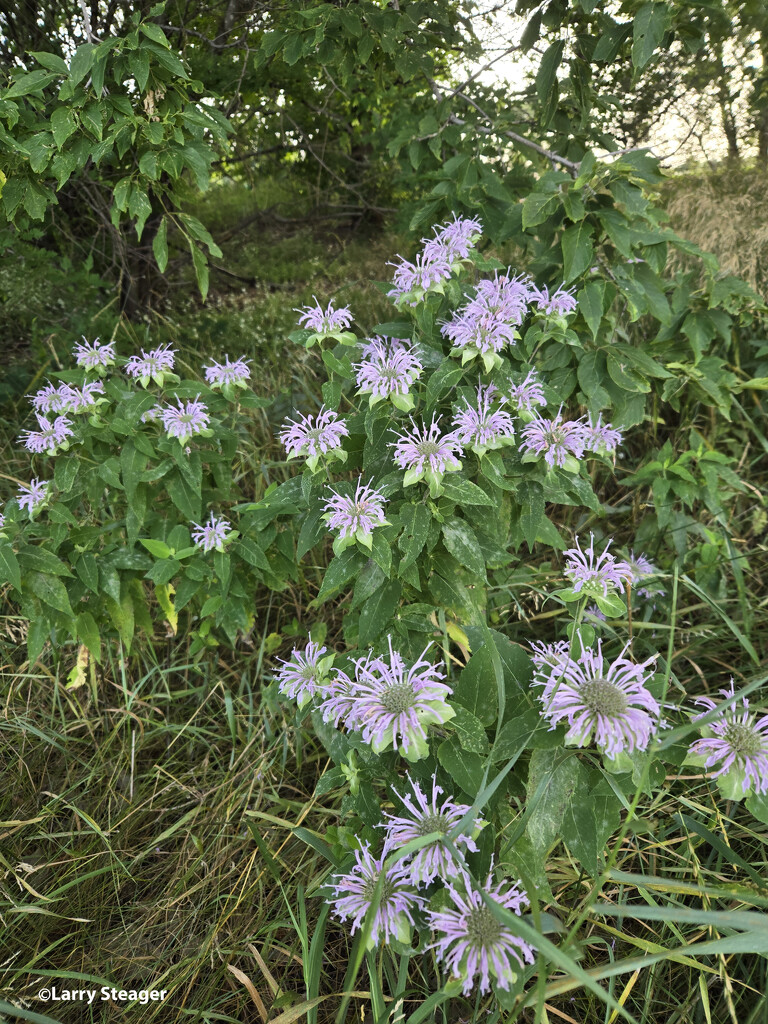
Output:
73,337,116,372
318,667,358,728
391,416,463,497
203,355,251,390
323,477,389,555
519,411,586,469
0,509,4,531
279,407,349,472
530,283,578,317
17,478,50,515
19,413,74,455
687,680,768,796
564,533,633,600
295,297,354,340
276,640,333,710
30,382,71,415
63,381,105,413
161,396,211,444
328,842,424,948
538,640,660,758
388,251,454,306
191,511,232,553
506,370,547,414
441,307,519,372
382,774,482,885
626,549,666,601
341,638,455,761
124,345,176,386
582,414,622,455
427,869,535,995
451,382,515,456
529,639,572,694
422,214,483,263
354,338,422,411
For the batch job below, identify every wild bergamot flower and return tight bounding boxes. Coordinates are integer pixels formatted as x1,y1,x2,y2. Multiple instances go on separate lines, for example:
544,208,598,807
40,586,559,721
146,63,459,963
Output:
505,369,546,413
328,842,424,948
427,869,535,995
529,283,578,317
451,382,515,456
191,511,231,552
537,641,660,759
161,396,211,444
19,414,74,455
203,355,251,389
687,680,768,796
124,345,176,386
391,416,463,497
29,382,71,415
323,477,389,555
295,297,354,339
582,414,622,455
276,640,334,710
354,338,422,411
73,337,116,372
382,774,482,886
563,533,633,600
519,411,586,469
279,407,349,472
17,478,50,515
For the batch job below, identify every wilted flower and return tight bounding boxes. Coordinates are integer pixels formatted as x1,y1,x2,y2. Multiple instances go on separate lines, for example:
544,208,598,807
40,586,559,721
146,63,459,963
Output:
391,416,462,496
382,774,481,885
17,478,50,514
688,680,768,795
29,382,71,415
519,412,585,469
328,842,423,948
427,869,535,995
582,414,622,455
161,396,211,444
530,283,578,317
191,511,231,552
506,370,546,413
354,338,422,411
19,413,74,455
564,534,633,599
451,382,515,455
538,641,660,758
323,477,389,554
203,355,251,389
73,337,116,371
276,640,333,709
343,638,455,760
279,407,349,472
124,344,176,385
295,297,353,334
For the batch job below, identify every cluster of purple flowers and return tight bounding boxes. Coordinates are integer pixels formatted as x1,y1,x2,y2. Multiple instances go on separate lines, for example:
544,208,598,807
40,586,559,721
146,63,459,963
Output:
295,297,354,336
19,413,74,455
161,396,211,444
73,337,116,371
391,416,463,496
533,639,660,758
563,534,633,599
203,355,251,389
451,382,516,455
388,216,483,304
191,511,232,553
441,271,529,370
323,477,389,553
520,410,623,469
276,639,334,708
278,407,349,472
354,337,423,410
688,681,768,795
124,344,176,386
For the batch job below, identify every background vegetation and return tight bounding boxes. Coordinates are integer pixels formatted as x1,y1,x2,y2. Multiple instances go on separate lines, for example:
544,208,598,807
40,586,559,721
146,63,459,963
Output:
1,1,768,1022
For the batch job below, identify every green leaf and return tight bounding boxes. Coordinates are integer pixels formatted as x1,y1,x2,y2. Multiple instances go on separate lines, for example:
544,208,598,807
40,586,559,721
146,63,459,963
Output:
76,611,102,663
69,43,96,85
28,572,74,617
522,191,559,230
632,2,668,70
535,39,564,103
236,537,270,572
441,519,486,578
166,471,201,520
450,705,489,755
120,441,148,508
440,477,495,507
607,351,651,393
437,735,484,797
5,69,59,97
562,775,622,877
139,538,174,559
30,51,69,74
577,350,611,409
0,544,21,591
577,280,604,340
314,549,365,604
425,359,464,411
139,22,170,47
452,643,499,726
517,480,544,553
358,580,401,646
190,243,209,301
398,503,432,573
561,222,594,284
526,749,587,860
50,106,77,148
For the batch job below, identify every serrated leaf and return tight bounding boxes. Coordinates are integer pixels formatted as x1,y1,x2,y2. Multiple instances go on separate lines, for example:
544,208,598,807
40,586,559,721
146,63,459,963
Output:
440,477,494,507
398,503,431,573
562,775,622,877
437,735,484,797
632,2,668,70
28,571,74,617
358,580,401,646
562,222,594,283
450,705,489,754
442,519,486,578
